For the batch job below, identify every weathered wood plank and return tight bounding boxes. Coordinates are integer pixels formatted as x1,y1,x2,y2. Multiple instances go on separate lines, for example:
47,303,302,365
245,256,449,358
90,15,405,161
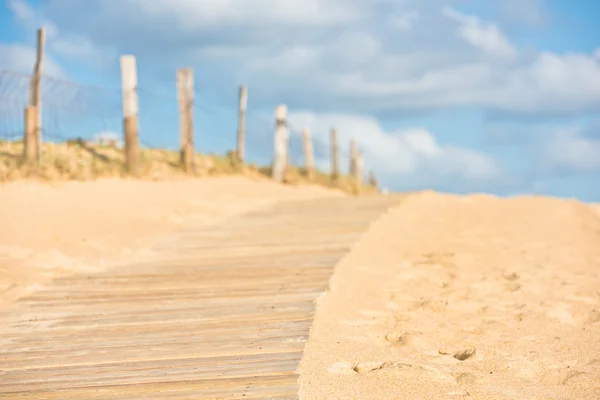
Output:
0,195,400,399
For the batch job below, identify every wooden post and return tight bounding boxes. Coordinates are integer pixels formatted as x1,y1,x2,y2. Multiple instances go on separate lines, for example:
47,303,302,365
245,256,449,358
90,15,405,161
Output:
186,69,195,171
120,55,140,176
177,68,195,172
23,106,38,161
236,84,247,162
177,69,186,166
368,169,378,189
302,128,315,179
272,104,288,182
349,139,358,178
330,128,339,180
356,152,364,187
27,28,44,162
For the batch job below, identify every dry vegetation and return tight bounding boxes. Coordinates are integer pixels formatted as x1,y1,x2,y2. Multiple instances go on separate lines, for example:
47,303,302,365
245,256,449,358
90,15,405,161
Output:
0,139,379,195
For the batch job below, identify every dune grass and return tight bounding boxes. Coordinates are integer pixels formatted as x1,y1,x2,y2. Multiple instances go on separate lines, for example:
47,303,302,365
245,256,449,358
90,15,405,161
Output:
0,139,379,195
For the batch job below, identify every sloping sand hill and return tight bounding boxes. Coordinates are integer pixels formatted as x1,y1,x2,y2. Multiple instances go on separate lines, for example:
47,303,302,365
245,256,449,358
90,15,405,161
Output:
300,192,600,399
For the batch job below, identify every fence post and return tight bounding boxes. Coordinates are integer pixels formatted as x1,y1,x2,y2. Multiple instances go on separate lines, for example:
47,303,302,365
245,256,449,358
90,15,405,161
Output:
177,68,195,172
349,139,358,178
120,55,140,176
356,152,364,187
368,169,378,190
330,128,339,180
23,106,38,161
302,128,315,180
272,104,288,182
24,28,44,162
236,84,247,162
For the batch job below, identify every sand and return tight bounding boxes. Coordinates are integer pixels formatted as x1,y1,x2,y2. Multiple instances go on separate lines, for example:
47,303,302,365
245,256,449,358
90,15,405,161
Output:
300,192,600,399
0,176,344,305
3,178,599,398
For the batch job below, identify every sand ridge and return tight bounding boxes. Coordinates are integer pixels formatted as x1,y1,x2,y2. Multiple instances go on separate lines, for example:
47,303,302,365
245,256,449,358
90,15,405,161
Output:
300,191,600,399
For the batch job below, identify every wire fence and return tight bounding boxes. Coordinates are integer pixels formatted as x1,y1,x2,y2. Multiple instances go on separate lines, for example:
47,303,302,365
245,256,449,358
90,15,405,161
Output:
0,68,357,178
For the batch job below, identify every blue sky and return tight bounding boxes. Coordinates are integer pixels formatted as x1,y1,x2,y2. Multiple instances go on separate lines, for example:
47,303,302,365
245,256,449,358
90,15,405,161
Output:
0,0,599,201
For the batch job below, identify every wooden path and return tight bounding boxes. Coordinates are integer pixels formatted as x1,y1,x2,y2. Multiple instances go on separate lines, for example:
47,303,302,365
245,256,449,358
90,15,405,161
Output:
0,196,400,399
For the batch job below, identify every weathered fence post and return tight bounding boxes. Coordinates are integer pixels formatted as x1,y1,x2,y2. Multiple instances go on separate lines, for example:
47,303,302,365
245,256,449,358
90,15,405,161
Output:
120,55,140,176
349,139,358,178
236,84,247,162
356,152,364,187
330,128,339,180
23,106,38,161
272,104,288,182
177,68,195,172
368,169,379,190
302,128,315,180
23,28,44,162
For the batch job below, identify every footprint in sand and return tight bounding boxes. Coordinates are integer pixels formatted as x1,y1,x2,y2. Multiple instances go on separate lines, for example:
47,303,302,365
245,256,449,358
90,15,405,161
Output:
351,361,413,374
413,297,448,312
385,330,431,351
439,347,477,361
453,348,477,361
503,272,520,281
327,361,358,375
505,282,522,292
348,361,460,388
539,366,589,387
327,361,391,375
585,309,600,324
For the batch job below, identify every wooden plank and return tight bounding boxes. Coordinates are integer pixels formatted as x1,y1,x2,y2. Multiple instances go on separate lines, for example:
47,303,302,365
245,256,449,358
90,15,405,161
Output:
0,196,400,399
5,375,298,400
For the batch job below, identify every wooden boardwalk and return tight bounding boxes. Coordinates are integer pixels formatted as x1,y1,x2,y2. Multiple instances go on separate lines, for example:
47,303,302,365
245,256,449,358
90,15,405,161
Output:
0,196,400,399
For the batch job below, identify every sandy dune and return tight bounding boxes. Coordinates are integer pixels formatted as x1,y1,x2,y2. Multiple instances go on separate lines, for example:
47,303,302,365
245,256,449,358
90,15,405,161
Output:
0,176,344,305
300,192,600,399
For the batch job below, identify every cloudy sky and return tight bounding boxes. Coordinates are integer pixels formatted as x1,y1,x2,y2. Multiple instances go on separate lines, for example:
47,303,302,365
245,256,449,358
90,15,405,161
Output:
0,0,599,200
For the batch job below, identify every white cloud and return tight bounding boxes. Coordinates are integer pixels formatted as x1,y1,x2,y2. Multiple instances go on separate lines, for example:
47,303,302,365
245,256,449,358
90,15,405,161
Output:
0,44,65,77
51,34,108,61
390,11,419,31
541,127,600,173
8,0,57,38
287,111,500,183
20,0,600,117
123,0,359,28
7,0,112,69
245,46,320,74
500,0,546,27
443,7,517,59
7,0,35,21
269,49,600,116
